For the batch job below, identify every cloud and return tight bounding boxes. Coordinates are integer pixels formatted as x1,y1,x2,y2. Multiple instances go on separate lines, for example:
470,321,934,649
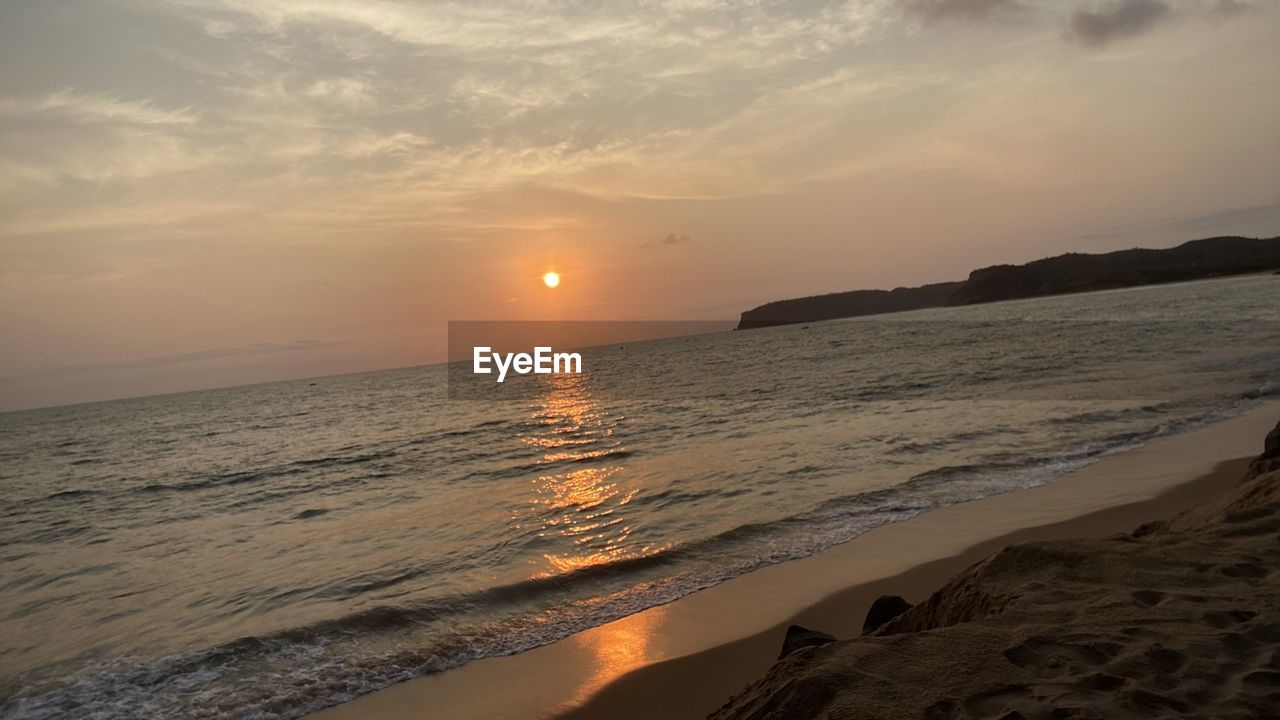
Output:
1210,0,1252,19
1067,0,1171,47
0,90,199,126
304,77,373,108
901,0,1028,23
643,232,693,247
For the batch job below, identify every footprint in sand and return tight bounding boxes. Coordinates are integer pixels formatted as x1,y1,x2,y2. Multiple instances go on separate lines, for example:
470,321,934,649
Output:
1143,644,1187,674
1122,687,1189,714
1203,609,1258,628
962,683,1033,716
1130,590,1166,607
1218,562,1267,579
1003,636,1121,676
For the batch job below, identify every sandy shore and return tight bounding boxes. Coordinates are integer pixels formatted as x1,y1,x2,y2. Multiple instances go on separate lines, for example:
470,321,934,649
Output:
710,415,1280,719
308,399,1280,720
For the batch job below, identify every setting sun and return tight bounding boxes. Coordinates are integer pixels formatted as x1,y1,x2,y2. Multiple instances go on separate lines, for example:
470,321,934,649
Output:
6,2,1280,719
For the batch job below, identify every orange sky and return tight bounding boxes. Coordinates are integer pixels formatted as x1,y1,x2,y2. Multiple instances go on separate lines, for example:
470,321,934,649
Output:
2,0,1279,410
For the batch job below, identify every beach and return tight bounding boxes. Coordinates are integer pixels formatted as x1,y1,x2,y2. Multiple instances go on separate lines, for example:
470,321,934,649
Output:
5,279,1279,720
7,3,1280,718
309,398,1280,720
708,416,1280,719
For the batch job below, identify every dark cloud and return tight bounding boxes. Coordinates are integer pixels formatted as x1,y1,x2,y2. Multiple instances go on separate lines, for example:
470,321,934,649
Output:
901,0,1029,23
645,232,692,247
1067,0,1171,47
1211,0,1252,19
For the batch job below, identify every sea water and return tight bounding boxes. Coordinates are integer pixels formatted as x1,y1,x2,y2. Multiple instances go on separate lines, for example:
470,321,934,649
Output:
2,274,1278,718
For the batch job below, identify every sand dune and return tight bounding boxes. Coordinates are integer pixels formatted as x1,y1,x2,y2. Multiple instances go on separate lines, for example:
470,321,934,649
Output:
710,421,1280,720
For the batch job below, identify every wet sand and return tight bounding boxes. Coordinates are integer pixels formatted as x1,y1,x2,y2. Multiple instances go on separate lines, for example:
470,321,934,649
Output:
708,418,1280,719
308,399,1279,720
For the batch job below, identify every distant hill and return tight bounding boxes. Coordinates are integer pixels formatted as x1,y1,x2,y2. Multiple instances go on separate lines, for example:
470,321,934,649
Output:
736,282,963,330
947,236,1280,306
736,236,1280,330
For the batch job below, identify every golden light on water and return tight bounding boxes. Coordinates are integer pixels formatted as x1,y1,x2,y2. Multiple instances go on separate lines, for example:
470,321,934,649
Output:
542,271,560,288
516,374,664,706
515,372,648,578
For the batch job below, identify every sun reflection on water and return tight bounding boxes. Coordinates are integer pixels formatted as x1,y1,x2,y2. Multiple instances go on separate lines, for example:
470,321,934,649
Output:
516,372,645,576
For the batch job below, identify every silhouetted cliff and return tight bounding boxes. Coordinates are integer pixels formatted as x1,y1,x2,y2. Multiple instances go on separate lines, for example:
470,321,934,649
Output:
736,236,1280,330
948,236,1280,306
737,282,963,330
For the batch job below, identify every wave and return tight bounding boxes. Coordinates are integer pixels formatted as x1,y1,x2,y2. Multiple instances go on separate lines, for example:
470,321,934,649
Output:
291,450,397,468
456,447,636,484
885,425,1015,456
1242,379,1280,400
49,488,101,499
0,547,694,720
21,450,400,507
4,393,1271,720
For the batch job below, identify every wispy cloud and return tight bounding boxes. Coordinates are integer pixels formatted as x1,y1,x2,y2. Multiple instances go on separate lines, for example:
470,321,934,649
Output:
901,0,1029,24
0,90,200,125
643,232,693,247
2,0,1278,408
2,0,904,206
304,77,373,108
1210,0,1253,19
1067,0,1171,47
0,90,216,188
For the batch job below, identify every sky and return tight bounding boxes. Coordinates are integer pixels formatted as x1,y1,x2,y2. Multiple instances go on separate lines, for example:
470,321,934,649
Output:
1,0,1279,411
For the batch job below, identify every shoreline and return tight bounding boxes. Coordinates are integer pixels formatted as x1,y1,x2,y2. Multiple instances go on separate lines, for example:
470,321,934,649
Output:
558,460,1252,720
309,399,1280,720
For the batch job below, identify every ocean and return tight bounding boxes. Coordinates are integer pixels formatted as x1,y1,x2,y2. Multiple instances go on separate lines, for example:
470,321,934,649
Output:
2,274,1278,718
